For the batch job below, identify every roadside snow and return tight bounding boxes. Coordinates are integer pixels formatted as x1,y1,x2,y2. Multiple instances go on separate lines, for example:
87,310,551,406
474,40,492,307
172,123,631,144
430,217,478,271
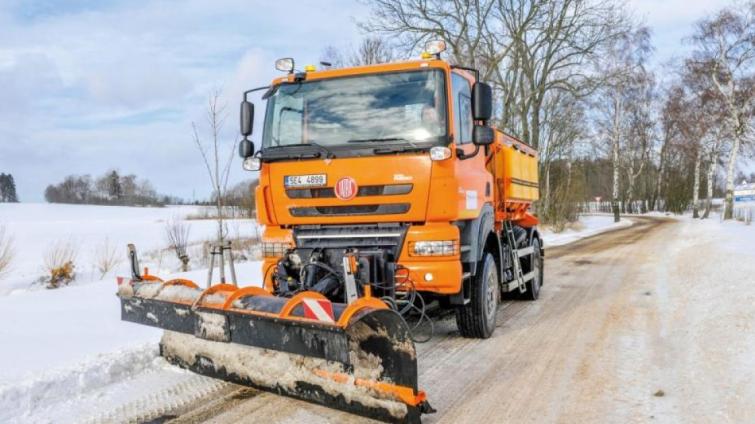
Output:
540,214,633,247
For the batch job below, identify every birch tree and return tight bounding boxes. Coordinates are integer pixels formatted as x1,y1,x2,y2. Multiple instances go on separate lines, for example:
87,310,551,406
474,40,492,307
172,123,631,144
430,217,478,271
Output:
689,2,755,220
593,27,653,222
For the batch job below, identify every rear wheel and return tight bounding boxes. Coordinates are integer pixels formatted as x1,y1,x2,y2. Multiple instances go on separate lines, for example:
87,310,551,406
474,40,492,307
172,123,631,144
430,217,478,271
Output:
456,253,499,338
521,237,543,301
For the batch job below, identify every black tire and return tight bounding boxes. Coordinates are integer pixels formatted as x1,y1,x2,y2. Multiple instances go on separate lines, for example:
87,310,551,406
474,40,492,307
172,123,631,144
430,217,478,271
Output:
521,237,543,301
456,253,499,338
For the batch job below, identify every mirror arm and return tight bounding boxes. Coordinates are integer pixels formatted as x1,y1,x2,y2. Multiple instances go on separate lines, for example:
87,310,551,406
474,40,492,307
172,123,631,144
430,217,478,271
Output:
456,145,480,160
243,85,272,101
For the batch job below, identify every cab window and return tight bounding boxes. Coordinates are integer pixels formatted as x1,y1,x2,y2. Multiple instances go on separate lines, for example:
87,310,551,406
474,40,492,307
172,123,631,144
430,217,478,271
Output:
451,73,473,144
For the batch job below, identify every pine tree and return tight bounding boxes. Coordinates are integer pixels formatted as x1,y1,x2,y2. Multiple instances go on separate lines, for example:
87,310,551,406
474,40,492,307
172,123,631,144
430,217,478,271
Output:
107,170,122,200
0,173,8,202
6,174,18,202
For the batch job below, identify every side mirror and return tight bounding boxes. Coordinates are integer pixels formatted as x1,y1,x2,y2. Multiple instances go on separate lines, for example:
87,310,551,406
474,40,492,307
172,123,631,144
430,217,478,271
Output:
472,82,492,121
239,139,255,158
240,100,254,136
473,125,494,146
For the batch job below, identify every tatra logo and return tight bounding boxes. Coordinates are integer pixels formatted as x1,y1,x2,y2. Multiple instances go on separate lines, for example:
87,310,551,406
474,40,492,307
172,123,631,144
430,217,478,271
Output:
335,177,358,201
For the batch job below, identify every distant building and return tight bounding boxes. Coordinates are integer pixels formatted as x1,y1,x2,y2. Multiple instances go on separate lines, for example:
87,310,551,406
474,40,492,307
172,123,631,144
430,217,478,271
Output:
734,181,755,203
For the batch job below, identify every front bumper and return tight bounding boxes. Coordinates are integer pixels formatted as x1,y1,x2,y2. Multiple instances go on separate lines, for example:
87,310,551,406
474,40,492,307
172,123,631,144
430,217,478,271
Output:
261,223,463,295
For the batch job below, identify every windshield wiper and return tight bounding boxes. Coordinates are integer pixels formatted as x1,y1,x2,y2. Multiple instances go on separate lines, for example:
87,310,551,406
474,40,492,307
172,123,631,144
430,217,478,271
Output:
261,142,335,160
347,137,407,143
300,142,336,159
372,145,427,155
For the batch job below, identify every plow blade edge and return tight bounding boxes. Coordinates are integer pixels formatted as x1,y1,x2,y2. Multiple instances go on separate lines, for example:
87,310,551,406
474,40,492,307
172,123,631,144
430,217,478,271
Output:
118,281,429,423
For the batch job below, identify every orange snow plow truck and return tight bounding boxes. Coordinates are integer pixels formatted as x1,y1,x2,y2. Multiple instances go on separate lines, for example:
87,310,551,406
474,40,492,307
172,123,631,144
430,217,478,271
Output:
117,42,542,423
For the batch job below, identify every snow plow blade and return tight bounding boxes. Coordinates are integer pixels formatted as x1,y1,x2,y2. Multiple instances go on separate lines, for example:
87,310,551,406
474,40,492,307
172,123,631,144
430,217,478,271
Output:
117,277,431,423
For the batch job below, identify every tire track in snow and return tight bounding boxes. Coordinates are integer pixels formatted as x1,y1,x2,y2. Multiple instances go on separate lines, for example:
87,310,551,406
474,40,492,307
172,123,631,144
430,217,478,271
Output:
83,375,231,424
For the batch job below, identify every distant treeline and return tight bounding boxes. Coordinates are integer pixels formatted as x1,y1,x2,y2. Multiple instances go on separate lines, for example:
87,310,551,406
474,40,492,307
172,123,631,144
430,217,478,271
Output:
44,170,178,207
0,173,19,203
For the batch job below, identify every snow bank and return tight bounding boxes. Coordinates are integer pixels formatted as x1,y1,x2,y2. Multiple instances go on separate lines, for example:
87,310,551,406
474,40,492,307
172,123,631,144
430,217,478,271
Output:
540,214,633,247
0,343,158,422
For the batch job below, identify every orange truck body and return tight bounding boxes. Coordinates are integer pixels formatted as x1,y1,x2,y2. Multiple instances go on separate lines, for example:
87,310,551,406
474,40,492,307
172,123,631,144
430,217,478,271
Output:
254,58,539,297
116,54,543,424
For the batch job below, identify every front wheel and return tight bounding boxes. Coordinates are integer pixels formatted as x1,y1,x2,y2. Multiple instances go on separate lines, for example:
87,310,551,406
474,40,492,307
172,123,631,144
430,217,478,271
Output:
456,253,499,338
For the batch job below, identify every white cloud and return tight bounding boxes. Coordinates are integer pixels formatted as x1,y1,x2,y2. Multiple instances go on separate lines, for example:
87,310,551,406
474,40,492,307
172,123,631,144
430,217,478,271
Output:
0,0,367,201
626,0,730,65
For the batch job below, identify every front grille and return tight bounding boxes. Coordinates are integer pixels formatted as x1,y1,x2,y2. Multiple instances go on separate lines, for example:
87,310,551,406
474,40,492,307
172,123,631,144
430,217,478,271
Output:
294,224,407,253
290,203,410,217
286,184,412,199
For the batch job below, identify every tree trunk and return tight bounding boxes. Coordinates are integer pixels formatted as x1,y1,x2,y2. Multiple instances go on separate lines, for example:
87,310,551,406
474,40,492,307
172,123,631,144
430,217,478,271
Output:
723,134,741,220
653,132,669,212
542,164,551,217
611,102,621,223
692,148,701,218
702,155,715,219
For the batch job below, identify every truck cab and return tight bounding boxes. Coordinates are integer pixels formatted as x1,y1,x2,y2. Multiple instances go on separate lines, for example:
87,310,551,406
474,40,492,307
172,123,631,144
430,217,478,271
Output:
239,46,541,338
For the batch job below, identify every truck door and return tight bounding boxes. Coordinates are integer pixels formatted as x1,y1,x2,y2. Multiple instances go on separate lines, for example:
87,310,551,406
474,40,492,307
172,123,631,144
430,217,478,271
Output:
451,72,490,219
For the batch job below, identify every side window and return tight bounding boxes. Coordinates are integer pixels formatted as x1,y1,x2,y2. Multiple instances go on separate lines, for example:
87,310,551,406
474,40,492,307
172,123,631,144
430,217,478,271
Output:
451,73,473,144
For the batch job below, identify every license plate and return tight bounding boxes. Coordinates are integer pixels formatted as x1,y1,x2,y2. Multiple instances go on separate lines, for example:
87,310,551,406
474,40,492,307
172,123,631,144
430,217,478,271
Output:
284,174,327,188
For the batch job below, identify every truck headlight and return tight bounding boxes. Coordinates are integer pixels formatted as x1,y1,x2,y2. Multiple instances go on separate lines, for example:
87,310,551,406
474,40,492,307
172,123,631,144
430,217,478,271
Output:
410,240,458,256
262,242,292,258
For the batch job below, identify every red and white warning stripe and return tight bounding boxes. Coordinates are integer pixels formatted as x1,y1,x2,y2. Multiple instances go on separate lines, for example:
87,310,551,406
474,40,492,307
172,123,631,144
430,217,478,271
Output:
302,298,336,323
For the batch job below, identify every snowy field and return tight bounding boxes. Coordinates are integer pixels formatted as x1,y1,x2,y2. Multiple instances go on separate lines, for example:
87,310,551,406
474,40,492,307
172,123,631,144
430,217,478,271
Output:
0,205,643,423
0,203,260,295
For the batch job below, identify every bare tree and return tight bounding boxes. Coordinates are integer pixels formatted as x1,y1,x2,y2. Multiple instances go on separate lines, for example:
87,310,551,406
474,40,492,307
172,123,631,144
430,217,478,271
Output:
94,238,121,279
537,90,585,220
165,217,191,272
689,2,755,220
0,225,14,280
192,89,237,284
363,0,627,148
192,91,236,243
363,0,632,225
362,0,499,71
593,27,653,222
322,37,397,68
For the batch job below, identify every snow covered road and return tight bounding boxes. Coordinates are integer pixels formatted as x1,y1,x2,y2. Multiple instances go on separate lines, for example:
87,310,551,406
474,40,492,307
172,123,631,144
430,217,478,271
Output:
145,216,753,423
3,214,753,423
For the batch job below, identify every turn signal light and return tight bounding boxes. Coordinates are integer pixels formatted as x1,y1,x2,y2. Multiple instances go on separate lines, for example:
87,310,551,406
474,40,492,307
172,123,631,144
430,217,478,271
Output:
243,157,261,171
430,146,452,161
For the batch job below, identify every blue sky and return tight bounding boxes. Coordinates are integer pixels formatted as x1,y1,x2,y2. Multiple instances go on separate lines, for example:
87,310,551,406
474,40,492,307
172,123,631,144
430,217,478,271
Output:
0,0,734,201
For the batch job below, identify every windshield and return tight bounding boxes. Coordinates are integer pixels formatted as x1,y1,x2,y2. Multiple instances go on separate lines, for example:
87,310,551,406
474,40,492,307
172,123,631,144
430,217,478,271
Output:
261,69,447,150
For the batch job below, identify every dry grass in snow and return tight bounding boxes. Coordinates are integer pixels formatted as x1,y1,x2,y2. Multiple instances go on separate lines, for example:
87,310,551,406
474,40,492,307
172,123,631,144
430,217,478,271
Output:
0,225,14,280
